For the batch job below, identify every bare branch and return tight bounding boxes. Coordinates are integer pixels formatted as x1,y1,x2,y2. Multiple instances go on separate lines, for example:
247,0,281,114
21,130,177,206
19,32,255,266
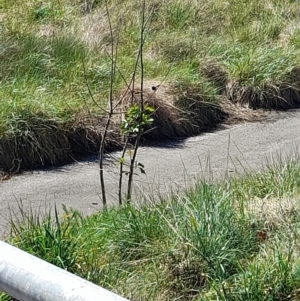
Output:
98,0,117,207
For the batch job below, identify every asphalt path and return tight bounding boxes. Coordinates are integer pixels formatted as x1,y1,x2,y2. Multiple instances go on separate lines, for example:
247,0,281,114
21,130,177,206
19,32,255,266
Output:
1,109,300,237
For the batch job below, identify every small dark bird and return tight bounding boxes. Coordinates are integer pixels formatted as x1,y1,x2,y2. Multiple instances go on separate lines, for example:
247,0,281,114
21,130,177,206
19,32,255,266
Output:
151,86,157,91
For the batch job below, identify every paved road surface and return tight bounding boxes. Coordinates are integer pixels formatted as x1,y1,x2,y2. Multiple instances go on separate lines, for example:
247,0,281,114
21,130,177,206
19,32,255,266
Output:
1,110,300,237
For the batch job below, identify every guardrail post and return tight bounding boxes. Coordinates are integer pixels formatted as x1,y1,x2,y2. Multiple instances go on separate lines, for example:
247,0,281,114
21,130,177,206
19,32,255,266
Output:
0,240,130,301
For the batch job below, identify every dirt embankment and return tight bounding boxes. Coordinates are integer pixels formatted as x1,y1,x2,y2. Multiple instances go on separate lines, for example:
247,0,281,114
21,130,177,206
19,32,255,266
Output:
1,67,300,174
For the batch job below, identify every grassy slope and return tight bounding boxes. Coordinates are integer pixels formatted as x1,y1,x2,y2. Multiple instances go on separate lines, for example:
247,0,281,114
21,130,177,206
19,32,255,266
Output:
1,159,300,301
0,0,300,170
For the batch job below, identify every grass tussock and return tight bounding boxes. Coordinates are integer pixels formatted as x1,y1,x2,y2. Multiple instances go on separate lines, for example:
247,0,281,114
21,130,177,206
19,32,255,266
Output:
2,159,300,300
226,80,300,110
1,0,300,170
0,111,115,172
0,112,99,172
115,80,226,140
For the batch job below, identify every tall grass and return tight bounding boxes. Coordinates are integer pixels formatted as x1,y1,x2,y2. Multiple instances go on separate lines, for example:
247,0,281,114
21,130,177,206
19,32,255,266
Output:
2,159,300,300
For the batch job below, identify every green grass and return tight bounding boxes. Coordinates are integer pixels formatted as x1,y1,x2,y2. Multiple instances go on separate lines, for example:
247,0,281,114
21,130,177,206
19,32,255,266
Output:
0,0,300,151
2,158,300,300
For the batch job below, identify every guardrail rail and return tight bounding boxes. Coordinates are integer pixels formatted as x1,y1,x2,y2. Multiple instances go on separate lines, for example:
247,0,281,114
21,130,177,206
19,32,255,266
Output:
0,240,130,301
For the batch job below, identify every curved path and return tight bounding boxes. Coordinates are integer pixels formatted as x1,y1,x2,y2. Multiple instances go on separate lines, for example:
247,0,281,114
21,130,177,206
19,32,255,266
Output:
1,110,300,237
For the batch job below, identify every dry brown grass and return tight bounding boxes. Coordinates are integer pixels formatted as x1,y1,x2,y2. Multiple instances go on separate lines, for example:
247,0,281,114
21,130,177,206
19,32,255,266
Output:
37,24,57,38
200,60,228,93
114,80,226,140
226,66,300,110
219,97,274,124
0,118,70,172
78,9,112,50
247,196,299,232
0,110,135,172
0,114,102,172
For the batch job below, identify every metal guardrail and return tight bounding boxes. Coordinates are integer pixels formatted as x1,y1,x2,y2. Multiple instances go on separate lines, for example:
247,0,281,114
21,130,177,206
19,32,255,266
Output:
0,240,130,301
